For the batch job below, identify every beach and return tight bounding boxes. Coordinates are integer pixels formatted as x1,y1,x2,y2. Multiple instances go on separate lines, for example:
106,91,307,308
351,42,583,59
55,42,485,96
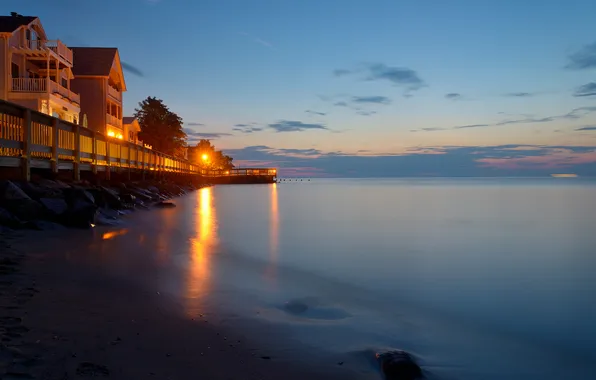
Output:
0,227,358,380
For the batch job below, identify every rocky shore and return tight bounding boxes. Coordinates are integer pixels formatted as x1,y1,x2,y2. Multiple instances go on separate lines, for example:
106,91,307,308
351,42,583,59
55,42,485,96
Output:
0,177,207,231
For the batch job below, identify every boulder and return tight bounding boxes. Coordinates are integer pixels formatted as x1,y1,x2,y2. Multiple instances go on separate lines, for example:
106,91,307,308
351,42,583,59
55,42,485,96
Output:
0,180,30,201
376,350,423,380
99,187,124,209
39,198,69,217
62,199,97,229
155,201,176,208
0,207,21,228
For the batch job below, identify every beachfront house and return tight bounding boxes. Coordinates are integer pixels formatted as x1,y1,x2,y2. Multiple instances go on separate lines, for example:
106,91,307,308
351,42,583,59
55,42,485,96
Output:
70,47,126,138
0,13,81,123
123,116,142,145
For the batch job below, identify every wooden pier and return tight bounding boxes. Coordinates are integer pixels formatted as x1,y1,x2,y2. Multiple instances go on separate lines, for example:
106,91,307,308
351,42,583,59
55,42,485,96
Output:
0,99,276,184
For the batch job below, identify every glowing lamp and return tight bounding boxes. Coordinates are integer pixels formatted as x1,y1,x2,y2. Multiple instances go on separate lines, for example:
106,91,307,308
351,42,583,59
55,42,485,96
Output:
107,131,115,137
117,134,123,139
202,154,208,161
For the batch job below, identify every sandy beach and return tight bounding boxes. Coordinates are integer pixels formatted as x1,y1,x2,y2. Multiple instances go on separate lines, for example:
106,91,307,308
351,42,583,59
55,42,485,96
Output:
0,228,359,380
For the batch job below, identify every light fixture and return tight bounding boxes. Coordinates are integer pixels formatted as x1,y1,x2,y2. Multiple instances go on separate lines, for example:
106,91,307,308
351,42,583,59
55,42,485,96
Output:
107,131,115,137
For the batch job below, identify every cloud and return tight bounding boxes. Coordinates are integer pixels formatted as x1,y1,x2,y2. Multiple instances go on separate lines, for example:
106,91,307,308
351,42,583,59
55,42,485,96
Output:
268,120,328,132
565,41,596,70
183,128,231,139
226,144,596,177
453,124,491,129
445,93,462,100
504,92,533,97
305,110,327,116
411,106,596,132
333,101,349,107
356,110,377,116
351,95,391,105
232,124,264,133
333,63,426,93
121,62,144,77
333,69,351,77
573,82,596,97
186,122,205,127
576,125,596,131
240,32,273,48
366,63,425,91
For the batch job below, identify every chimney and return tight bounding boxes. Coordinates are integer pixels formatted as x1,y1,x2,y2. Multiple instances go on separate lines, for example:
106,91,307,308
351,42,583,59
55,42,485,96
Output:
10,12,22,17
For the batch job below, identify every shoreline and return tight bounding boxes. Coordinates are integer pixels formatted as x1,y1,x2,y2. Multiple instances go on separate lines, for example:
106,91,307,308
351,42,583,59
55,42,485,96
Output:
0,190,362,380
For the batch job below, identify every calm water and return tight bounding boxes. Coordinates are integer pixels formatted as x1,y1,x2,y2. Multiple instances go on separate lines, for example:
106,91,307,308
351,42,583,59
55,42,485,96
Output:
70,178,596,379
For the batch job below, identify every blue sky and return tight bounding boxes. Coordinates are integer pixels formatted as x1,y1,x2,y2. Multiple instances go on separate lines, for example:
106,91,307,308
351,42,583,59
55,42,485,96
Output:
9,0,596,176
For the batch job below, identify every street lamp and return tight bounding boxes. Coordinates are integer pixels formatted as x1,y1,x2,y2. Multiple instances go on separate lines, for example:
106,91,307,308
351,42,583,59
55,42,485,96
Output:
202,154,209,161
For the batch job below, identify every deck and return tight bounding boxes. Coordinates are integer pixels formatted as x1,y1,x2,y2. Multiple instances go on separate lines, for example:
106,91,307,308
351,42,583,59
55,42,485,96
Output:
0,99,276,183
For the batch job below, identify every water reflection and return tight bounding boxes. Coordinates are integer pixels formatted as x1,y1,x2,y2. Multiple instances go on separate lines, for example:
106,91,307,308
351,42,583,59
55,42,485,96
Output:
184,186,217,317
264,183,279,283
102,228,129,240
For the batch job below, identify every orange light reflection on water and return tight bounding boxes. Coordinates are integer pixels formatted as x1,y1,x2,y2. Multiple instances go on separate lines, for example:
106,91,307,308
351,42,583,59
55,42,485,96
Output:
102,229,129,240
264,183,279,283
185,186,217,317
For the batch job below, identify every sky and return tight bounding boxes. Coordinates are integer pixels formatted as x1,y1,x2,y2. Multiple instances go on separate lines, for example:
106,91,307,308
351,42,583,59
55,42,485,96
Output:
8,0,596,176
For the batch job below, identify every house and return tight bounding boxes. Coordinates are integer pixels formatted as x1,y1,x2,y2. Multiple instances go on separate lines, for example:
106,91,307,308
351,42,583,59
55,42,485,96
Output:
123,116,142,145
70,46,126,138
0,13,80,123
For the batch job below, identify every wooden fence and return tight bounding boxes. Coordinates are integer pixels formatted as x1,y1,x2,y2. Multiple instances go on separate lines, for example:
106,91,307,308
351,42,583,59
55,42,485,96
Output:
0,99,275,181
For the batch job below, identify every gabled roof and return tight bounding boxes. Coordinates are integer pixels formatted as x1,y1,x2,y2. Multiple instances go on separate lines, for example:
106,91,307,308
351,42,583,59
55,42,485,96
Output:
71,47,118,76
122,117,136,125
71,47,127,91
0,15,38,33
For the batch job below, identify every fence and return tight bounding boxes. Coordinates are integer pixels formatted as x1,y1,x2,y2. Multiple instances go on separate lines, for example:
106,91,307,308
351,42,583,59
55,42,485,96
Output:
0,99,275,181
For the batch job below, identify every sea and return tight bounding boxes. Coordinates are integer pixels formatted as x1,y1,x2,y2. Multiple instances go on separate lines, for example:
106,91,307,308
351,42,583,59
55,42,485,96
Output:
72,178,596,379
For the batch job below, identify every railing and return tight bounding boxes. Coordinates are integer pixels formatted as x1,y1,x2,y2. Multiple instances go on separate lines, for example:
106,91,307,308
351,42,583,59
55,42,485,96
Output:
0,99,276,180
107,86,121,102
11,78,80,105
106,113,122,127
12,78,46,93
48,80,81,105
23,39,73,65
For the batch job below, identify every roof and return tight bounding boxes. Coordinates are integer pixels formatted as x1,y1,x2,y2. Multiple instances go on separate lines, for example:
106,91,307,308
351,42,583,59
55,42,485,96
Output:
122,117,136,125
70,47,118,76
0,15,37,33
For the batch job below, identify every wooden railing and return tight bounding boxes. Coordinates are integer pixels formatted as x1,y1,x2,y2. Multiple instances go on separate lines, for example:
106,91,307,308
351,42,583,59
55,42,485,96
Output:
12,78,46,92
106,113,122,127
23,39,73,65
12,78,80,105
48,80,81,105
0,99,276,181
107,86,121,102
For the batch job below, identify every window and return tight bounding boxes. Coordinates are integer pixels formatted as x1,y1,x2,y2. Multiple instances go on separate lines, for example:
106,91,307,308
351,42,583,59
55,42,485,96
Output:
11,63,19,78
62,78,68,88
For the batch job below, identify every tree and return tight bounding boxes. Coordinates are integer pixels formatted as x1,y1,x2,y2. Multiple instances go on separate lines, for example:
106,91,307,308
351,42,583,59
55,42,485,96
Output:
134,97,187,157
190,139,234,170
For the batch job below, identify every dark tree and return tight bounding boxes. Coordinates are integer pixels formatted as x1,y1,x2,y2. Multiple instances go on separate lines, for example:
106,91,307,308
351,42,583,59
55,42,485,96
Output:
134,97,187,157
191,139,234,170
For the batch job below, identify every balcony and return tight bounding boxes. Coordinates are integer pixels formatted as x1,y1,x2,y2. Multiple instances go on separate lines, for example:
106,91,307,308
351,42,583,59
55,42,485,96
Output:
107,85,122,102
13,39,73,66
11,77,80,105
106,113,122,128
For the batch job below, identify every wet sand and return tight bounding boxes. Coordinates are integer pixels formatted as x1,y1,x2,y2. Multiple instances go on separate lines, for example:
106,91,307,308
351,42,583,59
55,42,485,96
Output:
0,229,359,380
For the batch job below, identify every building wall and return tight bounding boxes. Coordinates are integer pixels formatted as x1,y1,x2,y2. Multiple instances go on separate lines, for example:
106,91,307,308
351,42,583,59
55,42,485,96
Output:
11,98,39,111
71,77,106,134
0,37,8,100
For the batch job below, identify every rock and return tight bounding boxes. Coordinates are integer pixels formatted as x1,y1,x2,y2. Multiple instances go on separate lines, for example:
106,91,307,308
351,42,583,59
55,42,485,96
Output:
39,198,68,216
376,350,423,380
0,180,31,201
99,187,124,209
4,200,44,222
62,199,97,229
155,201,176,208
0,207,21,228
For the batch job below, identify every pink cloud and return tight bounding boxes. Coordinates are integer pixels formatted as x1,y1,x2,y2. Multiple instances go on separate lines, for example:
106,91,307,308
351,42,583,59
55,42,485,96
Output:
477,148,596,170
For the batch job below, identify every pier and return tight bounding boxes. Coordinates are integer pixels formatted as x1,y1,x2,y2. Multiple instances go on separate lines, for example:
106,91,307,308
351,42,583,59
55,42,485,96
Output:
0,100,276,184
